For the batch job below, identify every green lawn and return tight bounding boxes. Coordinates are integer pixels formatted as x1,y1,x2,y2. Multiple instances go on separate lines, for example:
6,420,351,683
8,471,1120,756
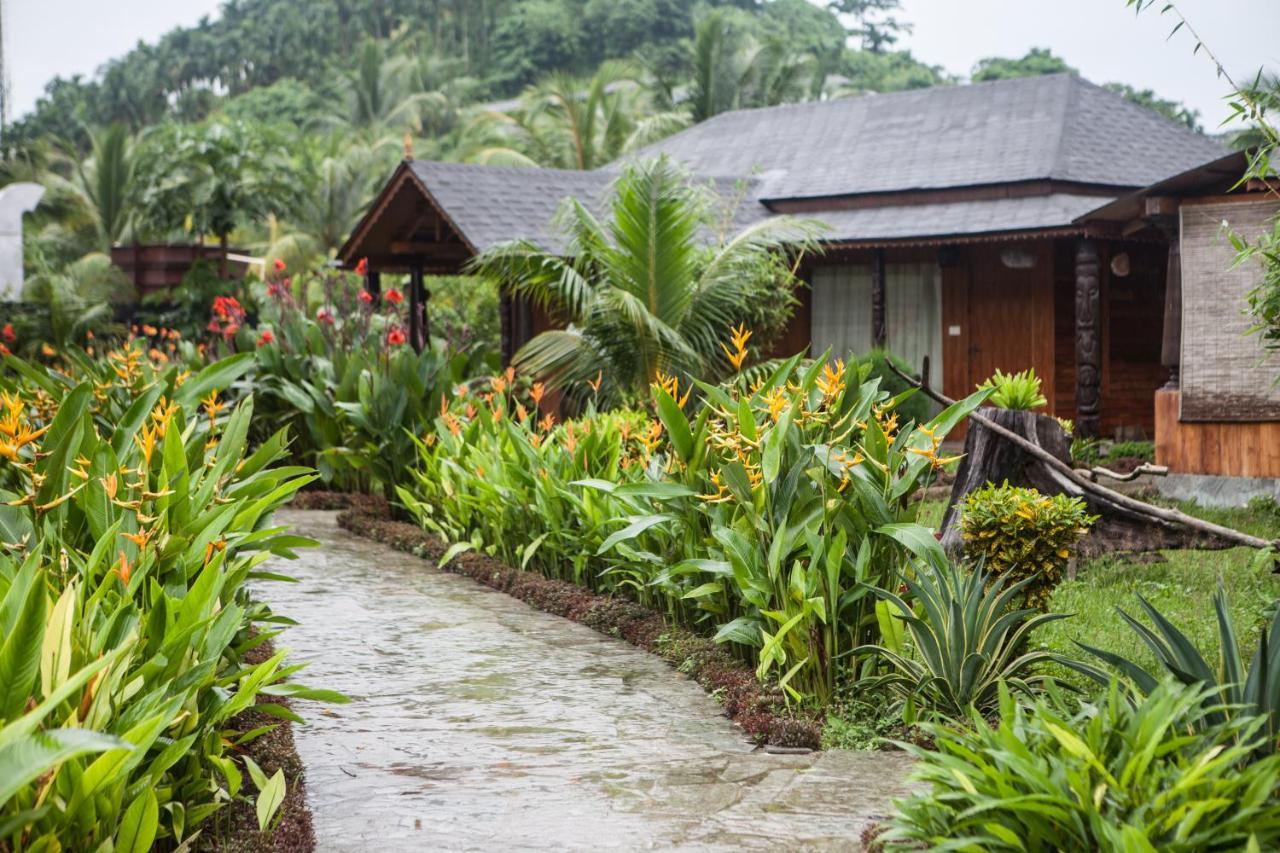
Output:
1038,498,1280,686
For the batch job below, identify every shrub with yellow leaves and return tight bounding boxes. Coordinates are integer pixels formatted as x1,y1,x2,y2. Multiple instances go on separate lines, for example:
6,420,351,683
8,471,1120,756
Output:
960,481,1097,609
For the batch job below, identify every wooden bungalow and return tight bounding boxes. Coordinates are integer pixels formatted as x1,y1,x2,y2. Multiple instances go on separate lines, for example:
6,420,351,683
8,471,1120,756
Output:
1077,151,1280,478
339,74,1225,438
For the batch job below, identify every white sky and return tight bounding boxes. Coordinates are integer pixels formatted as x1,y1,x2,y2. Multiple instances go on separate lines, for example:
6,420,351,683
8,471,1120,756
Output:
6,0,1279,127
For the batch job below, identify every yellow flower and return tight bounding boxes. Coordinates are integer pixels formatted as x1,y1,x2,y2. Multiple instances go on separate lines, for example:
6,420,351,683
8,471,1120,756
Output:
719,323,752,372
817,359,846,400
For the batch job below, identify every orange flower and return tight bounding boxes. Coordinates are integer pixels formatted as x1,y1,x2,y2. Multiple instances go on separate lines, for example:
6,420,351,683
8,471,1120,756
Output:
355,257,369,275
117,550,132,586
273,258,287,272
530,382,545,407
587,370,603,394
538,413,555,432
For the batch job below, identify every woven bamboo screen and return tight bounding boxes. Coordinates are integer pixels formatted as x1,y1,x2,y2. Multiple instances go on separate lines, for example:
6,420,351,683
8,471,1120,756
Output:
1179,199,1280,422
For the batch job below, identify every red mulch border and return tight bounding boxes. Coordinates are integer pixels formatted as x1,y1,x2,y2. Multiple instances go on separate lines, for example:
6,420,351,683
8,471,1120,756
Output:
335,500,821,749
197,639,314,852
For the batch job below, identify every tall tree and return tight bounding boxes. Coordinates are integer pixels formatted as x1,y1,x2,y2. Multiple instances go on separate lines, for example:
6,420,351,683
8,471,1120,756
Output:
972,48,1075,82
828,0,910,52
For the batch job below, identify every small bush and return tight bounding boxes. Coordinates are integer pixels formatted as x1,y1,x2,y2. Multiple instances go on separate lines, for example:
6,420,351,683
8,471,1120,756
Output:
889,681,1280,851
977,367,1047,410
960,482,1096,609
855,348,935,427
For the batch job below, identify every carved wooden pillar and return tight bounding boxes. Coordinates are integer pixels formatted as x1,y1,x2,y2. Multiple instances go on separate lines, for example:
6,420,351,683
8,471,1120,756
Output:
1074,239,1102,438
408,264,427,354
870,249,886,349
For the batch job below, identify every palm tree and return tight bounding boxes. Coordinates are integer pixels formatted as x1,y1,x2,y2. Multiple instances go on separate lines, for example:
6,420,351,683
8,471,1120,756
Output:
75,124,135,247
459,62,689,170
689,10,817,123
329,39,447,141
469,157,823,403
20,253,133,350
262,137,382,268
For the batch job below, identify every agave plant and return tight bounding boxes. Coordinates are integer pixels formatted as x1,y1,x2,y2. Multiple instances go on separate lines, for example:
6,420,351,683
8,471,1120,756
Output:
1063,585,1280,753
860,558,1069,722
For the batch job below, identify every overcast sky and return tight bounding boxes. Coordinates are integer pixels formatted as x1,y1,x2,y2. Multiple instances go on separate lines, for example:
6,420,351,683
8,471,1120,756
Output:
7,0,1279,127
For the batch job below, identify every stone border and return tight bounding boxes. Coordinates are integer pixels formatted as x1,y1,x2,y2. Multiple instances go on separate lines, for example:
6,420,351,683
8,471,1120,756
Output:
335,502,822,750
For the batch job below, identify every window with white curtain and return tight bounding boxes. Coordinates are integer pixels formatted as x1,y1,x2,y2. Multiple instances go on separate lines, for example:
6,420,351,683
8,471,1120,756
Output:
885,262,943,386
810,261,944,403
810,264,872,360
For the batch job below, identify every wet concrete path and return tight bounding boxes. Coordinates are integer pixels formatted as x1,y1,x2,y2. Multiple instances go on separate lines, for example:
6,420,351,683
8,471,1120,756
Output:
263,510,914,851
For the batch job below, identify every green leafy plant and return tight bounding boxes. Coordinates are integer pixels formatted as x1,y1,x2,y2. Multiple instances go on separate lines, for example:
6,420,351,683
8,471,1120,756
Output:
888,680,1280,851
859,557,1067,722
1064,584,1280,755
960,482,1097,609
976,367,1047,410
0,342,340,848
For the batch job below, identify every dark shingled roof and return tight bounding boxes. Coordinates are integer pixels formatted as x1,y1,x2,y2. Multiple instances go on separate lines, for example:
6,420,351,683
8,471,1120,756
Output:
621,74,1226,200
408,161,769,253
358,75,1229,256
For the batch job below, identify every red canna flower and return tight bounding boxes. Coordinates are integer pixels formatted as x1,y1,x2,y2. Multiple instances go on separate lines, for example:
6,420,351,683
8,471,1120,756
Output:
316,307,334,325
258,329,275,347
355,257,369,275
359,290,374,304
273,258,287,272
1,323,14,343
384,288,404,305
386,327,407,347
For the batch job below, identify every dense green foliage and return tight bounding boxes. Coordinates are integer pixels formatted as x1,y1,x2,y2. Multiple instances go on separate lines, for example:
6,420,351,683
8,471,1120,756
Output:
0,346,335,847
977,367,1048,410
960,482,1096,609
398,350,989,702
889,681,1280,851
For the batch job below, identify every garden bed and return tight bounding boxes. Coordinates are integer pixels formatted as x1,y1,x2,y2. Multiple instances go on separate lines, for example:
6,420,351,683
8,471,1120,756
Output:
336,500,823,750
198,639,315,853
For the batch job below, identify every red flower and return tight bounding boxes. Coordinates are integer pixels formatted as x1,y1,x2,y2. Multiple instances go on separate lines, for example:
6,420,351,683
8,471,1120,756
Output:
359,290,374,304
258,329,275,347
1,323,14,343
385,288,404,305
273,258,287,272
316,307,334,325
355,257,369,276
267,281,285,298
386,327,407,347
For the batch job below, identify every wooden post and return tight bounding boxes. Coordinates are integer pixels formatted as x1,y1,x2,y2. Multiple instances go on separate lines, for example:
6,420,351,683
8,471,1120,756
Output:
871,249,886,349
408,264,426,353
499,288,513,366
1149,214,1181,389
365,270,381,304
1074,239,1102,438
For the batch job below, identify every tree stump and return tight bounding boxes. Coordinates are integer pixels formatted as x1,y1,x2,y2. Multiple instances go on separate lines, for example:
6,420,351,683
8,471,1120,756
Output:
940,407,1231,559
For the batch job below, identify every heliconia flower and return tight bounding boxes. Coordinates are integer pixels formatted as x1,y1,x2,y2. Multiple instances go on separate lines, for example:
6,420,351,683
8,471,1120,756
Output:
359,290,374,304
258,329,275,347
386,327,407,346
355,257,369,275
273,258,287,272
117,550,132,586
385,288,404,305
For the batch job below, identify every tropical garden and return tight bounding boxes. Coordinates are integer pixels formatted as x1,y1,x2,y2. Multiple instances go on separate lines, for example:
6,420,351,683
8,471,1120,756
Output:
2,0,1280,850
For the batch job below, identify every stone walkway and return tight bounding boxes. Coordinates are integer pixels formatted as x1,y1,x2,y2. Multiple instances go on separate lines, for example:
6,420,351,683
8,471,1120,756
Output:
262,510,914,852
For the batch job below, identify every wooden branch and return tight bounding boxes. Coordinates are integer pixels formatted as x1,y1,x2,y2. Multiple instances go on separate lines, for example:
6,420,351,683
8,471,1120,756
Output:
888,361,1280,553
1078,463,1169,483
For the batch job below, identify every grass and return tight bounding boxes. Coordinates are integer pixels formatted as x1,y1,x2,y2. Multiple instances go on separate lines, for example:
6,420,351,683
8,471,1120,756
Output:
1039,496,1280,687
823,495,1280,744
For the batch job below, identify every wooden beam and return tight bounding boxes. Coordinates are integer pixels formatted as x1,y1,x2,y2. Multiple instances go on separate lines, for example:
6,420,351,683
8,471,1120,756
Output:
1074,239,1102,438
388,240,471,259
1143,196,1179,217
871,249,886,349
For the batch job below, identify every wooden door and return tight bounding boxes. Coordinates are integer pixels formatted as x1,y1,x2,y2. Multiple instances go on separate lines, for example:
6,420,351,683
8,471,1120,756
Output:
965,243,1056,406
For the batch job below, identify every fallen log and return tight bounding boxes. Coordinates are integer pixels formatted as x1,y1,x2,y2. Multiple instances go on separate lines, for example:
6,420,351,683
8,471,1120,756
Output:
886,363,1280,560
